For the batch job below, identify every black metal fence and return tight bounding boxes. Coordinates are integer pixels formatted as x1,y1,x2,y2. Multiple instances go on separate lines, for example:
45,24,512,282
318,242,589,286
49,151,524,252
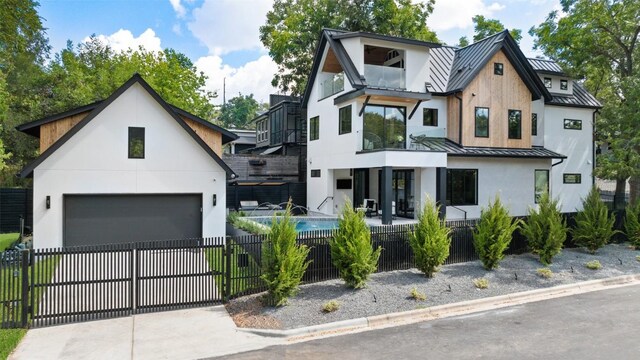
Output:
0,188,33,233
0,211,626,329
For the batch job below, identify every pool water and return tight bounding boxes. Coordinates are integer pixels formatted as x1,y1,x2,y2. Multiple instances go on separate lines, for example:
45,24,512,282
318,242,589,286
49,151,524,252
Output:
251,217,339,232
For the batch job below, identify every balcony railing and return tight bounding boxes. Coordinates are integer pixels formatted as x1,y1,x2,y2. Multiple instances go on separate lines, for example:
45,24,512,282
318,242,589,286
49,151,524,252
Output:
364,64,405,89
319,73,344,99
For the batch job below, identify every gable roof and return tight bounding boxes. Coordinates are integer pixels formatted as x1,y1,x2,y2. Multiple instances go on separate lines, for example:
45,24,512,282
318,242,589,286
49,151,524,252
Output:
445,31,551,101
18,74,236,178
17,100,237,144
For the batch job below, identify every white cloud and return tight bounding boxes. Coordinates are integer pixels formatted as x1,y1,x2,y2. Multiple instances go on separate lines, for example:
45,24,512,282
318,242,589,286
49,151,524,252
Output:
195,55,278,105
86,28,163,53
429,0,506,31
188,0,272,56
172,23,182,35
169,0,187,18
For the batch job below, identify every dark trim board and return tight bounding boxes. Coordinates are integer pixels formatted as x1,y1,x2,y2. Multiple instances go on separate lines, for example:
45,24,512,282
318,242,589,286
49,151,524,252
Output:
18,74,236,178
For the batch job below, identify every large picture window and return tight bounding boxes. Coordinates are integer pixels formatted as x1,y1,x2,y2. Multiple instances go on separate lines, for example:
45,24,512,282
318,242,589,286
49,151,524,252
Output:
339,105,352,135
475,107,489,138
535,169,549,203
363,105,406,150
310,116,319,141
508,110,522,139
447,169,478,206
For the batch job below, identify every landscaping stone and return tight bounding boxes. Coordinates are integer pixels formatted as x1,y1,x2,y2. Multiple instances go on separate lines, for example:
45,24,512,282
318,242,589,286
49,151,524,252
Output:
227,243,640,330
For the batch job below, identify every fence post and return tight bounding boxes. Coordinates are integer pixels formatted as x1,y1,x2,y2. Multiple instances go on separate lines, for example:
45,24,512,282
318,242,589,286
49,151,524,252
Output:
20,250,30,328
224,242,232,302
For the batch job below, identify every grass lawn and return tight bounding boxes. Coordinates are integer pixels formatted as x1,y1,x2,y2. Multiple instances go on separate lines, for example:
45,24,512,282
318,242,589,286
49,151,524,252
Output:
0,328,27,359
0,233,19,251
206,239,263,298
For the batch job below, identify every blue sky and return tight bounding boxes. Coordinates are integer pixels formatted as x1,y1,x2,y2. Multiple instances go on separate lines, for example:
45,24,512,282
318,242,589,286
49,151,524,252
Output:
38,0,562,104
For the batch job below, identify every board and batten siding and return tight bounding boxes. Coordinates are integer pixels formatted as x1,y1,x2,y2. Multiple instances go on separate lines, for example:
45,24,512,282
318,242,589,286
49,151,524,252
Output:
460,50,532,149
181,117,223,156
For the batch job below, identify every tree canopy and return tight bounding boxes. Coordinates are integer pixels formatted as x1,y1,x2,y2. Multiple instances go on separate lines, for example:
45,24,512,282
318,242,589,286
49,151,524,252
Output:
259,0,439,95
530,0,640,205
457,15,522,47
218,94,266,129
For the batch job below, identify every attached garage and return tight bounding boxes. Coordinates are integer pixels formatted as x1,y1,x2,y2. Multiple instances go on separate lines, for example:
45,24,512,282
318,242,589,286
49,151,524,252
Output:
63,194,203,247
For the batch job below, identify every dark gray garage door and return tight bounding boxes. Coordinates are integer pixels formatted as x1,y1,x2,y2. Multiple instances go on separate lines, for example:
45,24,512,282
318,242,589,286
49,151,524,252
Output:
64,194,202,247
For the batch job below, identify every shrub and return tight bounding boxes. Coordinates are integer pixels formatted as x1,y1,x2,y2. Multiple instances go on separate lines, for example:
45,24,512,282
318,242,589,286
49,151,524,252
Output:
261,203,311,306
521,193,568,265
410,287,427,301
624,201,640,249
572,187,616,254
473,278,489,289
636,255,640,262
585,260,602,270
473,196,521,270
409,196,451,277
322,300,340,313
536,268,553,279
330,200,381,289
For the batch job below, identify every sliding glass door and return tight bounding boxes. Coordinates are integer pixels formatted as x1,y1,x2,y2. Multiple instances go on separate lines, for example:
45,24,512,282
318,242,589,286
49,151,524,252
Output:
363,105,406,150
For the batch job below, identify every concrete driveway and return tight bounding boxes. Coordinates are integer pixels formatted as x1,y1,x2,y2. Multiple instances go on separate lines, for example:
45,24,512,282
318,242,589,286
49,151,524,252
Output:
11,306,279,360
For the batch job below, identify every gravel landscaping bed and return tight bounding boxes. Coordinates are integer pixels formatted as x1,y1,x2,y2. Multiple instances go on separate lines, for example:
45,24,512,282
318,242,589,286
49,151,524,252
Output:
226,243,640,330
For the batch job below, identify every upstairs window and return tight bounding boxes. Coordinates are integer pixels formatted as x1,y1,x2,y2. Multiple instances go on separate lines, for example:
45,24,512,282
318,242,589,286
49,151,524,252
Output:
339,105,352,135
128,127,145,159
508,110,522,139
310,116,320,141
475,107,489,138
563,173,582,184
544,77,552,88
532,113,538,136
564,119,582,130
494,63,504,75
560,79,568,90
423,108,438,126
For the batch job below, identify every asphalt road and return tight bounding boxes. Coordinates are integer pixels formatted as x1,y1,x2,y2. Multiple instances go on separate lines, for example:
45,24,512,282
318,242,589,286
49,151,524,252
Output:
218,284,640,360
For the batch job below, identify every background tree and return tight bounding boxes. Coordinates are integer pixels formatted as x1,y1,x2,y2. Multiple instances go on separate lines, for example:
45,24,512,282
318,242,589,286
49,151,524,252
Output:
529,0,640,206
218,93,263,129
260,0,439,95
471,15,522,43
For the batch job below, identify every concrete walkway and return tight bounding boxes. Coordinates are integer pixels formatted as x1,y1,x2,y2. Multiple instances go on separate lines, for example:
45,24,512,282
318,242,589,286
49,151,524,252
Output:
10,306,280,360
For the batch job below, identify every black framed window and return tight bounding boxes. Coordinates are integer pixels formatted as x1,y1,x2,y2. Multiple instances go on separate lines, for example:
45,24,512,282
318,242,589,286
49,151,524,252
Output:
423,108,438,126
310,169,321,178
475,107,489,138
494,63,504,75
447,169,478,206
339,105,352,135
532,113,538,136
128,127,145,159
363,105,406,150
560,79,568,90
508,109,522,139
535,169,549,203
563,173,582,184
310,116,319,140
544,77,552,88
564,119,582,130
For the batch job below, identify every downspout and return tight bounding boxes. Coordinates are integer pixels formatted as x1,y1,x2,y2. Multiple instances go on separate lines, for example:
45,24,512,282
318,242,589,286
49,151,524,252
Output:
592,109,599,186
455,93,463,145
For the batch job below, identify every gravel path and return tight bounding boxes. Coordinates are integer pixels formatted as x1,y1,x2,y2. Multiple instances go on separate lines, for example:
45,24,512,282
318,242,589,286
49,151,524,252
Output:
227,243,640,330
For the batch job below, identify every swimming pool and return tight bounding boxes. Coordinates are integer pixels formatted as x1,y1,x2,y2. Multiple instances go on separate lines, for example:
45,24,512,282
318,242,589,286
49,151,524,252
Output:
249,217,339,232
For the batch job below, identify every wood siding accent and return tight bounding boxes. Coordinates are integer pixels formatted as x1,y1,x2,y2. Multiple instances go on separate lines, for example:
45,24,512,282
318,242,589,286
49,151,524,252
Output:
447,95,461,144
39,111,91,152
322,48,343,73
182,117,223,156
460,50,532,148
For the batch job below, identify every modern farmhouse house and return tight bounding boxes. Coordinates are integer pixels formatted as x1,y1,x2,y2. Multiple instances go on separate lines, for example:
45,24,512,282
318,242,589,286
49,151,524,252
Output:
17,74,237,248
303,29,600,223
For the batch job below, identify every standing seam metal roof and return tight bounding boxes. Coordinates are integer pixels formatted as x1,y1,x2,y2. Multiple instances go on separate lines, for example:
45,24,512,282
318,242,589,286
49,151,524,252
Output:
547,81,602,108
527,58,565,74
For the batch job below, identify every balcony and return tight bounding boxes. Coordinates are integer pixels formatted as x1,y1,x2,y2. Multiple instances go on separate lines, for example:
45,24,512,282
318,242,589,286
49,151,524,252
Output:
319,72,344,99
364,64,405,89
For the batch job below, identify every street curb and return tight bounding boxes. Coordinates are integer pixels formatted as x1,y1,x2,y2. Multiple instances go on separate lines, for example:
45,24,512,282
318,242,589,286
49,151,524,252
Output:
237,273,640,340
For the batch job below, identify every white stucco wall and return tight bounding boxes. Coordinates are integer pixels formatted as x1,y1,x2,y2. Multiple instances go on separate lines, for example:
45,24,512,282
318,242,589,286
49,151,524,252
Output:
446,157,552,220
543,105,595,212
32,83,228,248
